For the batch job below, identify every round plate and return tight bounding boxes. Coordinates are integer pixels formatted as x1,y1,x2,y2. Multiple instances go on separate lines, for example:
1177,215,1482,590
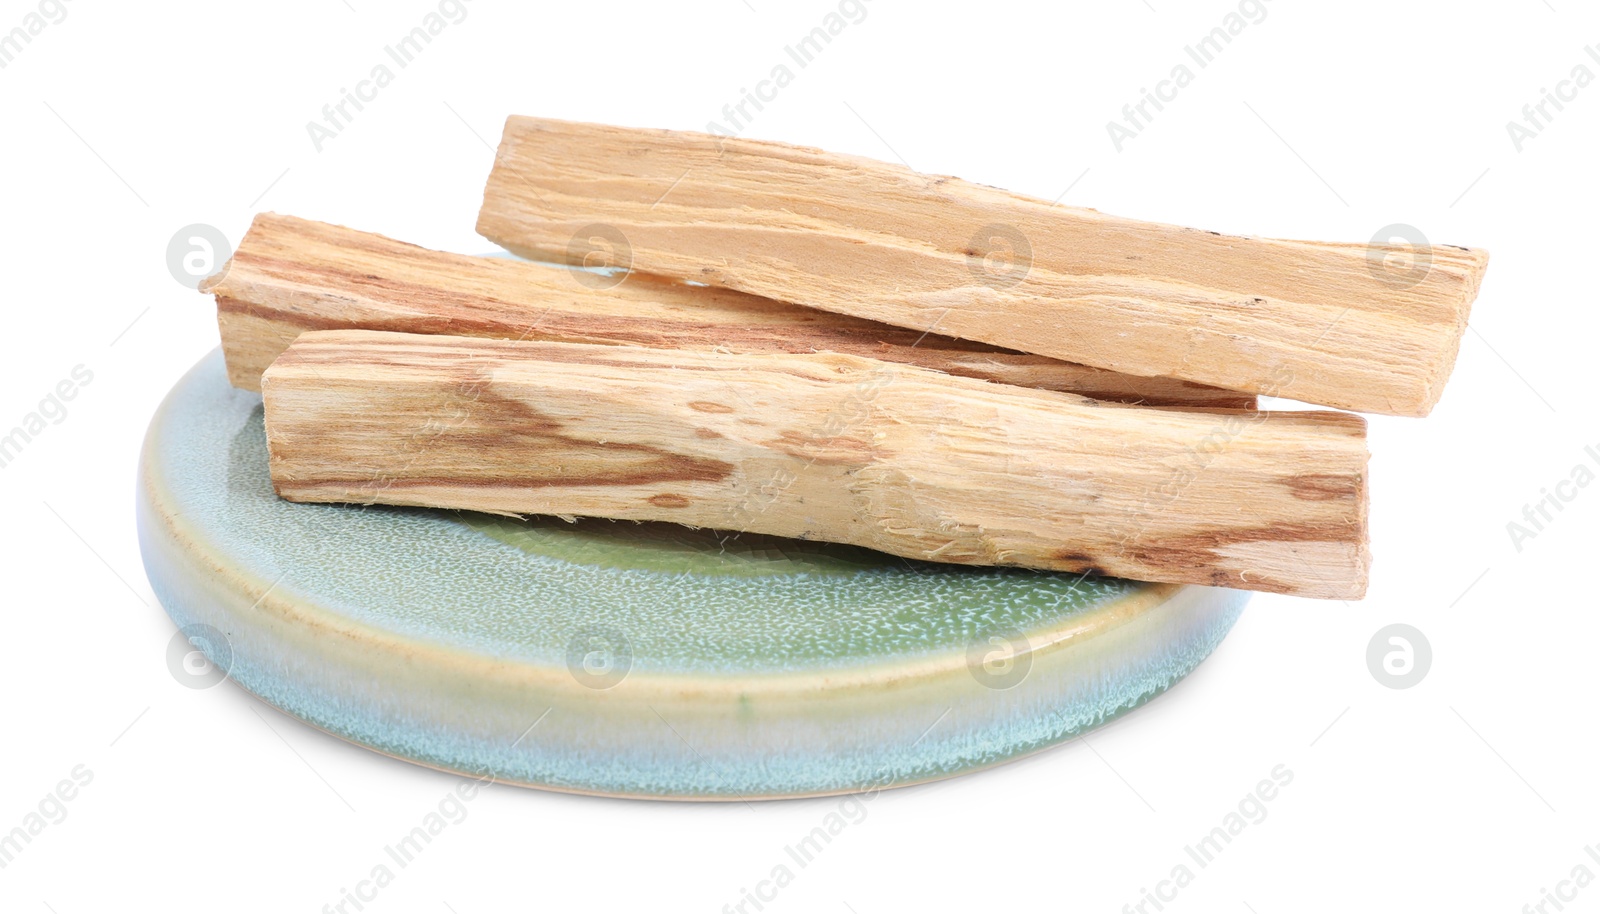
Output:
137,350,1247,799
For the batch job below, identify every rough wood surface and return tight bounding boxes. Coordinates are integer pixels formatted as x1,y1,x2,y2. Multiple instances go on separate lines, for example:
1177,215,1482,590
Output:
476,116,1490,417
200,214,1250,408
262,330,1371,598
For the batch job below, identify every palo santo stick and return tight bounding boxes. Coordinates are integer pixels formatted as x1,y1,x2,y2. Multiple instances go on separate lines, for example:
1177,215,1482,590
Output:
476,116,1490,417
199,214,1250,408
262,330,1371,599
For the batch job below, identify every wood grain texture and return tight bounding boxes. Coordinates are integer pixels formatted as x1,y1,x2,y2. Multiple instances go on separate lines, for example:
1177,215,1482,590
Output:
476,116,1490,417
200,213,1250,408
262,330,1371,598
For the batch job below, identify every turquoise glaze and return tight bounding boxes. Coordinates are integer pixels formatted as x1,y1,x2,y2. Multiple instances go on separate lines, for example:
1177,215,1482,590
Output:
137,350,1247,799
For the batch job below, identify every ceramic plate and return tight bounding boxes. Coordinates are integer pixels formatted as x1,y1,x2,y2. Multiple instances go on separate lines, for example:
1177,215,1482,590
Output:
137,350,1247,799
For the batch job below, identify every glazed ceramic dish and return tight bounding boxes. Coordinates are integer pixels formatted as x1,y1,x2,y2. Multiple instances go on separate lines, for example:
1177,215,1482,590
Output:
137,350,1248,799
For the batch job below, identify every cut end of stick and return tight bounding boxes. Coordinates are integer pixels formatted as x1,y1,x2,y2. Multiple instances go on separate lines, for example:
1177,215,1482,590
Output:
1411,245,1491,417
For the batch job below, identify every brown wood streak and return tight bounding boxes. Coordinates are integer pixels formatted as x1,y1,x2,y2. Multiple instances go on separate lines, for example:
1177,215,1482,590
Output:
1110,521,1366,594
766,430,885,466
262,330,1371,599
265,365,734,492
204,213,1256,409
1282,473,1365,501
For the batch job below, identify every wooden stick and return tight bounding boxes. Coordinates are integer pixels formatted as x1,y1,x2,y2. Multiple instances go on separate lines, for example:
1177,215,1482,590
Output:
199,213,1251,409
262,330,1370,598
476,116,1490,417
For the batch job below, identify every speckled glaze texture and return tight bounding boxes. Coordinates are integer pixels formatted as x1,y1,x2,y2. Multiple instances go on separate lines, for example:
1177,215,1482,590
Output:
137,351,1248,799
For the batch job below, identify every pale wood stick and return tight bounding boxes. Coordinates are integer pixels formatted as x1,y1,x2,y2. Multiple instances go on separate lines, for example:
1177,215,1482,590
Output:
262,330,1370,598
476,116,1490,417
199,213,1251,408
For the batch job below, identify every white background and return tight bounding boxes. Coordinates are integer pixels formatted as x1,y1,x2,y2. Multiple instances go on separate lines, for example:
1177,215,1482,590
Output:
2,1,1596,911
